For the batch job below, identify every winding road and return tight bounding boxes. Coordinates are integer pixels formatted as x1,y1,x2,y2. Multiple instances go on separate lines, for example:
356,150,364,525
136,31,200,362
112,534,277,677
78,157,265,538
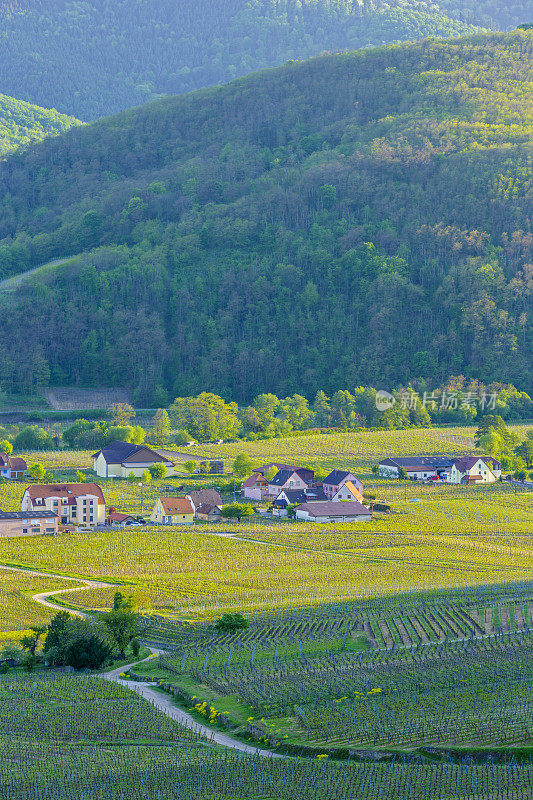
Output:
0,562,284,757
103,654,285,757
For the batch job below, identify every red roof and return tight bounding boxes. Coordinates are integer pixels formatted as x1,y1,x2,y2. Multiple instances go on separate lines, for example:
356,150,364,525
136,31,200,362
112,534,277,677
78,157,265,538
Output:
26,483,105,504
159,497,193,515
107,511,135,522
0,454,27,471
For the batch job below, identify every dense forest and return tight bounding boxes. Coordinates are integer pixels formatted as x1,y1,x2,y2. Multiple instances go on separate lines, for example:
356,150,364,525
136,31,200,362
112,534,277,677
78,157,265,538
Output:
0,31,531,404
0,93,79,157
0,0,530,118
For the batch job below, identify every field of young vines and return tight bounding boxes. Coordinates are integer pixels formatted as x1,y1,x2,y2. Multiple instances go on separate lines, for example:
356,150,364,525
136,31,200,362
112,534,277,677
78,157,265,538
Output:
1,671,533,799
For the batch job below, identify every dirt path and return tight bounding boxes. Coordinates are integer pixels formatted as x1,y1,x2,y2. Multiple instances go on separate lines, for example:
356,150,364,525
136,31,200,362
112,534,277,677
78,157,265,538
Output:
0,562,117,618
103,653,286,757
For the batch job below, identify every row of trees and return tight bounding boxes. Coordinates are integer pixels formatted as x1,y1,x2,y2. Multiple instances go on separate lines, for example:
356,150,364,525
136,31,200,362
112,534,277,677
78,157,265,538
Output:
474,415,533,475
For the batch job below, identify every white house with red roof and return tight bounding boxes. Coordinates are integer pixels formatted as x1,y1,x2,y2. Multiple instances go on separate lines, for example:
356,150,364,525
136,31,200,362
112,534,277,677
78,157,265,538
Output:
448,456,501,484
21,483,106,527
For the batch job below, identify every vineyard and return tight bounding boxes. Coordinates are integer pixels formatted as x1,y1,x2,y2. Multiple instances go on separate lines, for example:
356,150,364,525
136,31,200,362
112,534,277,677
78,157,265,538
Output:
134,581,533,751
0,572,74,631
0,669,533,799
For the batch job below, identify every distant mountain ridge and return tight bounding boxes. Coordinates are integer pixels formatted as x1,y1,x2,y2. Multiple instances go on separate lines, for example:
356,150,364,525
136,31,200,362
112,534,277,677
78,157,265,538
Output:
0,0,527,119
0,31,531,403
0,93,80,156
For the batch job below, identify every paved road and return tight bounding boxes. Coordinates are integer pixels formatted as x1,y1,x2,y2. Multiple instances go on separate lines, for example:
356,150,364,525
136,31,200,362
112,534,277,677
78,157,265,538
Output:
103,653,285,757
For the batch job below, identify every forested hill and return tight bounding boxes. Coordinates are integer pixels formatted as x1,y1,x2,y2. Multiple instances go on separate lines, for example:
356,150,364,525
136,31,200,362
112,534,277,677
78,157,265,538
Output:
0,31,531,404
0,93,80,157
1,0,530,119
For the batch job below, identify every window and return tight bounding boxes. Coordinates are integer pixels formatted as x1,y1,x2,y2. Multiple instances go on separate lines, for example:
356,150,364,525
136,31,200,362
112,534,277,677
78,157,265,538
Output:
22,528,28,533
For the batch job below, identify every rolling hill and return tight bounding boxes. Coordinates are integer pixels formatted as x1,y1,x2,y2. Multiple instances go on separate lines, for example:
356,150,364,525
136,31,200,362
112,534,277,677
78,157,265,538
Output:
0,93,80,157
1,0,530,119
0,31,531,404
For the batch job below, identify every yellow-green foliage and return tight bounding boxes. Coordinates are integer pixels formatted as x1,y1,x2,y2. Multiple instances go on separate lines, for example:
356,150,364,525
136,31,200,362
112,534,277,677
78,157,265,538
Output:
0,93,80,156
0,484,530,623
0,572,71,631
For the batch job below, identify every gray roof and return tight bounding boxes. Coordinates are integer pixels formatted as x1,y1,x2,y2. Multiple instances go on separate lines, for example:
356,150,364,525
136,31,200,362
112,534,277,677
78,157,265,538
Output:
187,489,223,510
296,501,371,517
0,511,58,519
269,469,300,487
274,487,328,507
92,441,170,465
379,457,453,469
323,470,354,486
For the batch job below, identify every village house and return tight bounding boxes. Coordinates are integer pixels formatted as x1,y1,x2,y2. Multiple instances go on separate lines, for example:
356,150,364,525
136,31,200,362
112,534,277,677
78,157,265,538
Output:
0,510,58,537
186,489,224,518
242,464,307,500
332,480,363,503
448,456,502,485
92,441,175,478
195,502,223,522
267,468,314,498
21,483,106,527
150,497,194,525
271,486,328,516
322,470,363,499
295,501,371,524
378,457,453,481
241,472,269,500
0,454,27,480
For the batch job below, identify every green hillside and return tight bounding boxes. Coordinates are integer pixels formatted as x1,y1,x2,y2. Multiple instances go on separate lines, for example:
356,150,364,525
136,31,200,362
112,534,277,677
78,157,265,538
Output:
0,31,531,403
1,0,526,119
0,93,80,156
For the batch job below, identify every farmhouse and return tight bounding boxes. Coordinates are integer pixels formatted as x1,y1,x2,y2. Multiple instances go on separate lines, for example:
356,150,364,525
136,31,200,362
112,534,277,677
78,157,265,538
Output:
150,497,194,525
92,441,174,478
448,456,502,484
0,510,58,537
322,470,363,499
0,454,27,480
295,501,371,524
21,483,105,527
378,457,453,480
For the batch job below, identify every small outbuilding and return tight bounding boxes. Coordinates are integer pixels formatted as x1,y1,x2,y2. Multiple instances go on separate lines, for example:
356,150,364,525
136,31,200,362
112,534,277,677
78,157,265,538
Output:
295,501,371,524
